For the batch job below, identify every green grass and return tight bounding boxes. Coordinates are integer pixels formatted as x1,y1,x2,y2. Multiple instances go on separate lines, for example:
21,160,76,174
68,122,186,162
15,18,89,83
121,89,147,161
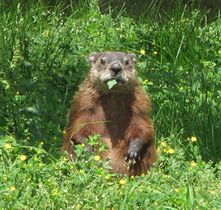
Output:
1,135,221,209
0,0,220,209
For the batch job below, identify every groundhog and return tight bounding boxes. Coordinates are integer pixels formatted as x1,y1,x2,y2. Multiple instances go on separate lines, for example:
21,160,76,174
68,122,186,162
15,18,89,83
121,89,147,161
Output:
62,51,157,176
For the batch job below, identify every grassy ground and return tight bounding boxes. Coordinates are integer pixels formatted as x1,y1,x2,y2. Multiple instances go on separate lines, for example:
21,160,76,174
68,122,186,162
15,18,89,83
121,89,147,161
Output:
1,135,221,209
0,1,221,209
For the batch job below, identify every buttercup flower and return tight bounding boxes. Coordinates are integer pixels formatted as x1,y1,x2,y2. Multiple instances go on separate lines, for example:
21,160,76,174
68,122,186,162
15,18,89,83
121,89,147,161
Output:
63,157,68,162
43,29,49,38
10,186,16,191
119,179,127,185
5,143,12,149
37,149,44,155
191,136,197,142
168,148,175,154
38,163,44,167
52,189,60,196
20,155,27,161
160,141,167,147
76,204,81,209
79,169,84,174
143,79,148,85
140,49,146,55
191,161,197,167
105,175,110,180
94,155,101,161
210,190,216,195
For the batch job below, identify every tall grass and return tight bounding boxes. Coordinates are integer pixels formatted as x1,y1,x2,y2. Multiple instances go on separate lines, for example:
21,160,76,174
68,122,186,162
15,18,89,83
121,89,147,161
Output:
0,1,221,209
0,0,220,159
141,9,221,161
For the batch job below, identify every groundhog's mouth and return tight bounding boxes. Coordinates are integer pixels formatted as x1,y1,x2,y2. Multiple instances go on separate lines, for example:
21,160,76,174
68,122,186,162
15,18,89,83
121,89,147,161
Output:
104,79,125,90
103,78,125,84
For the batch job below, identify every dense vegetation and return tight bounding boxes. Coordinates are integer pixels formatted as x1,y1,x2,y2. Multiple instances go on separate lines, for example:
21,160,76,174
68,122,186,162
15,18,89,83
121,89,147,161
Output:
0,0,220,209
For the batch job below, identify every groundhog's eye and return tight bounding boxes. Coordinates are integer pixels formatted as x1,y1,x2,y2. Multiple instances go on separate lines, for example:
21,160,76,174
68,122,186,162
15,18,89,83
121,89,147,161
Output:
124,57,129,65
100,57,106,65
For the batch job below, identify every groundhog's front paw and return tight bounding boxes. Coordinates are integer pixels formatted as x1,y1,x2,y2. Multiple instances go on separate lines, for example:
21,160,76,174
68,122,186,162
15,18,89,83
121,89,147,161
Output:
125,139,145,164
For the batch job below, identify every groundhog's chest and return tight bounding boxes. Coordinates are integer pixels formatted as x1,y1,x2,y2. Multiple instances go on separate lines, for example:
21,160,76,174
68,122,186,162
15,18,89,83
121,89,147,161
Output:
90,94,134,141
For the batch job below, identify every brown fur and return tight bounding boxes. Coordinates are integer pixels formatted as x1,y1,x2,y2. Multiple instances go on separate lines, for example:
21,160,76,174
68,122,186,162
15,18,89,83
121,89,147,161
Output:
62,52,157,175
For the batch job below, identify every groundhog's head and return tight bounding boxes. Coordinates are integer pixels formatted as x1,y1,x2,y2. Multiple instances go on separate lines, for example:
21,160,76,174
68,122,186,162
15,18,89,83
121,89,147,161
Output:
88,52,138,90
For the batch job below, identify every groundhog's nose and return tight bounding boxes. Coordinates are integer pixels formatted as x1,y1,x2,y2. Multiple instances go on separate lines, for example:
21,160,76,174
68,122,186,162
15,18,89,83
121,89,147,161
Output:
111,63,122,75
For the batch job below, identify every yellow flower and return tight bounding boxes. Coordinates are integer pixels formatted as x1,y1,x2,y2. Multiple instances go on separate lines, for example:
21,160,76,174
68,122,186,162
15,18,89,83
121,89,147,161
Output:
20,155,27,161
38,163,44,167
153,51,158,55
140,49,146,55
105,175,110,180
40,141,44,145
10,186,16,191
63,157,68,162
43,29,49,38
63,130,66,135
70,164,75,170
130,176,135,179
191,161,197,167
163,174,171,179
143,79,148,85
76,204,81,209
37,149,44,155
82,143,85,147
141,173,145,177
160,141,167,147
52,189,60,196
210,190,216,195
119,179,127,185
79,169,84,174
191,136,197,142
168,148,175,154
94,155,101,161
4,143,12,149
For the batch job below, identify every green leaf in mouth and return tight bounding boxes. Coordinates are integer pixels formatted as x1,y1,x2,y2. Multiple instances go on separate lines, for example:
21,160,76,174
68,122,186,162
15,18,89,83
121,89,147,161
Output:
107,79,118,90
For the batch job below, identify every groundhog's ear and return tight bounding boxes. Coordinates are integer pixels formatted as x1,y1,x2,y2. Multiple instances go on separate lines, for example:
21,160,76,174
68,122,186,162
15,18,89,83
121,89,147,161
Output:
88,52,100,64
128,53,137,64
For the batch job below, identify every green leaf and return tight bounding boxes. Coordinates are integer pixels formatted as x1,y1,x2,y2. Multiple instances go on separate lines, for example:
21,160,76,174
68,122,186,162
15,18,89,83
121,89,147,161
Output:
107,80,118,90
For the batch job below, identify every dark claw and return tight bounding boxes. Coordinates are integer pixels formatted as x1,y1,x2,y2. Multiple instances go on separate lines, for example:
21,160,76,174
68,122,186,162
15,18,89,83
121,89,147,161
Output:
125,139,146,165
125,150,141,165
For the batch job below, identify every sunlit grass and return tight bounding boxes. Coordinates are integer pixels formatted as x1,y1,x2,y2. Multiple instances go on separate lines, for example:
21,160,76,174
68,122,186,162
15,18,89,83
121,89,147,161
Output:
0,0,220,209
0,135,221,209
